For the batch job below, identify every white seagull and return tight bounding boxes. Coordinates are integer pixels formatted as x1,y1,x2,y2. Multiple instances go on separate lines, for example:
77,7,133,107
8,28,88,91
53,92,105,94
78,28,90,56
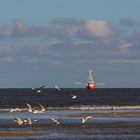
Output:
33,109,45,114
32,85,46,93
26,103,33,112
50,117,60,125
10,107,22,112
54,85,61,91
81,116,92,124
14,118,24,125
33,104,46,114
70,94,77,99
39,104,46,112
112,106,116,111
26,103,46,114
15,117,37,126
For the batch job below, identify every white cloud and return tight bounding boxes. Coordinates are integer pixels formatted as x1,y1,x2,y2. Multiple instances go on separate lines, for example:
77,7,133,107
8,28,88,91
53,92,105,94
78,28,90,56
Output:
118,42,133,54
83,20,115,38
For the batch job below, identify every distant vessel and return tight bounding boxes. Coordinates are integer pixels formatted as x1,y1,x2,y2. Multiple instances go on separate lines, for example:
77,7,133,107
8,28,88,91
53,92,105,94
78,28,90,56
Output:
75,70,105,90
86,70,96,90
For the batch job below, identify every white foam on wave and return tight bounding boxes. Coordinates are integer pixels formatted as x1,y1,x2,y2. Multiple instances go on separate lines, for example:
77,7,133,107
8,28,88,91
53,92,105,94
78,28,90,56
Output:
67,105,140,111
0,108,27,112
0,105,140,112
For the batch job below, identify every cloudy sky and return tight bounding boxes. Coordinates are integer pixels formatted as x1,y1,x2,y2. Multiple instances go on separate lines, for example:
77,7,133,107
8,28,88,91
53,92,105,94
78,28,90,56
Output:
0,0,140,88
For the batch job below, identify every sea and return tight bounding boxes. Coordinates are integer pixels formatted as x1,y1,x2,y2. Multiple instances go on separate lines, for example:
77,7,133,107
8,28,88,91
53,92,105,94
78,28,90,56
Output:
0,88,140,140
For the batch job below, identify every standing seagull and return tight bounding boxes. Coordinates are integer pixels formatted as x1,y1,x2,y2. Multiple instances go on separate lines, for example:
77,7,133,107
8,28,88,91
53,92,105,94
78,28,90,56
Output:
50,117,60,125
81,116,92,124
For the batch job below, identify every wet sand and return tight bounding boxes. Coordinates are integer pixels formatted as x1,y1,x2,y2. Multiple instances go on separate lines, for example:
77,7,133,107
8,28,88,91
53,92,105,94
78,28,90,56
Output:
0,122,139,137
66,111,140,118
0,131,48,137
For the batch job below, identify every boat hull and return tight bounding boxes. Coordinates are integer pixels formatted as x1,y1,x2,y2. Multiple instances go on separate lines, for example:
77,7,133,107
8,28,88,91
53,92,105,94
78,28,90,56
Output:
86,85,96,90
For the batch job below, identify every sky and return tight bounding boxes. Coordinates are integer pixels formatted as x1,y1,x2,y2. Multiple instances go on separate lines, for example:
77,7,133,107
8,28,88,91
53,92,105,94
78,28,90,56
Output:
0,0,140,88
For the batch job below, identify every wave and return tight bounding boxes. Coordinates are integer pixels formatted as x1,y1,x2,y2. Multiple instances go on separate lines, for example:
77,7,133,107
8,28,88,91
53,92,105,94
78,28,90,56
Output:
67,105,140,110
1,105,140,112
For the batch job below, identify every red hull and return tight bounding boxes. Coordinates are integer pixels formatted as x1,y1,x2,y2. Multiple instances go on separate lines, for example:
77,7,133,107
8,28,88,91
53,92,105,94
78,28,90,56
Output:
86,86,96,90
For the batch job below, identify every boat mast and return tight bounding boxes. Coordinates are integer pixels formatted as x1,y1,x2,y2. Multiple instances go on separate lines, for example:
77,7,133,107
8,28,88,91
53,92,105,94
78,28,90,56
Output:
88,70,94,85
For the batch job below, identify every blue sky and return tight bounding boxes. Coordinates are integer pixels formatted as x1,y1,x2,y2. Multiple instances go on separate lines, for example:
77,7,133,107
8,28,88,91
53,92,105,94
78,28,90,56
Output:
0,0,140,88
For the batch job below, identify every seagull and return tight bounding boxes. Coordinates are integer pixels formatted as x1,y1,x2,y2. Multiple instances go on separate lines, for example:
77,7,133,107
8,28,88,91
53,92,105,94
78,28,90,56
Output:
15,117,37,126
36,89,41,93
32,85,46,93
26,103,33,112
50,117,60,125
14,118,24,126
70,94,77,99
26,103,46,114
33,109,45,114
14,118,29,125
81,116,92,124
54,85,61,91
32,104,46,114
23,118,29,125
112,106,116,111
10,107,22,112
39,104,46,112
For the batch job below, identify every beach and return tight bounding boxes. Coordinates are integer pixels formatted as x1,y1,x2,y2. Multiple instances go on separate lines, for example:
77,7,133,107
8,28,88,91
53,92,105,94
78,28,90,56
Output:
0,106,139,139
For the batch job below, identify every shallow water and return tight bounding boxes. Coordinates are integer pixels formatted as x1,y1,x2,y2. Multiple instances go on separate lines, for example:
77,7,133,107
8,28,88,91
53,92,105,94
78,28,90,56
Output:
0,88,140,139
0,107,139,140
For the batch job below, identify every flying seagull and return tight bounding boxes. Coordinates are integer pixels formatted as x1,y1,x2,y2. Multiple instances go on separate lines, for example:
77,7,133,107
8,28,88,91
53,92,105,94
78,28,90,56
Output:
26,103,33,112
50,117,60,125
32,85,46,93
54,85,61,91
70,94,77,99
81,116,92,124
